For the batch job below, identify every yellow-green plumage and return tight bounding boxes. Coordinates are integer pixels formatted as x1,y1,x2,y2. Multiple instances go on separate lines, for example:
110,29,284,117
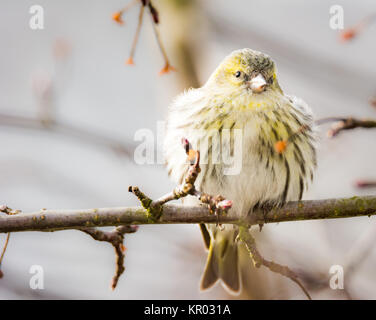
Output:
164,49,316,293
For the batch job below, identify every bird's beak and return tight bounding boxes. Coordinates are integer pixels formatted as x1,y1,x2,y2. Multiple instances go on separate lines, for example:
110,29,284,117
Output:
249,74,267,93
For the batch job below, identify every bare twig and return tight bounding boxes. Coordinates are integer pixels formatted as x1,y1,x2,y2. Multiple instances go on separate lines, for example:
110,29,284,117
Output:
112,0,139,24
126,3,145,65
149,11,175,75
327,117,376,137
79,225,138,289
0,233,10,278
113,0,175,73
0,205,21,278
238,226,311,299
355,180,376,189
129,138,232,221
274,117,354,154
339,12,376,42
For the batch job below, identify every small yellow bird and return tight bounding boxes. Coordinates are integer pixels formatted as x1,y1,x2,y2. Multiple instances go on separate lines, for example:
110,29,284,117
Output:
164,48,317,293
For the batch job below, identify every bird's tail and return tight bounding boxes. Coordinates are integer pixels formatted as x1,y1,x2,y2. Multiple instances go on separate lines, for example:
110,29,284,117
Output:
200,226,241,293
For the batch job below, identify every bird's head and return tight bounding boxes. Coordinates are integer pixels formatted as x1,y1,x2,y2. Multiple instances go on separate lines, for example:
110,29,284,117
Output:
206,48,282,95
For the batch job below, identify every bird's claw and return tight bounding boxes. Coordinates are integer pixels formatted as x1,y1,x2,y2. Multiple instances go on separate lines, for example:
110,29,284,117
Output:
202,195,233,227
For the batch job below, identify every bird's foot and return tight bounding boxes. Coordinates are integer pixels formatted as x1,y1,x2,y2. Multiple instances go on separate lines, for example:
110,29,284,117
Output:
197,192,233,227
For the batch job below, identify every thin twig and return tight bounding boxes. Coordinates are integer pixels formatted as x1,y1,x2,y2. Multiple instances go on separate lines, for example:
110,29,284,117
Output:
0,233,10,278
355,180,376,189
274,117,346,154
112,0,139,24
149,13,175,75
129,138,232,220
0,205,21,279
340,12,376,42
126,3,145,65
114,0,174,72
79,225,138,289
238,226,312,300
327,117,376,137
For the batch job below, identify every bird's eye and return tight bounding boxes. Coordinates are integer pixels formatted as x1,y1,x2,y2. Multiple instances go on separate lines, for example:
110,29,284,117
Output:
235,71,242,78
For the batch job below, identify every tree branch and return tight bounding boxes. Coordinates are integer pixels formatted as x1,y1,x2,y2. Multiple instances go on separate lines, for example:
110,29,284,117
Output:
1,195,376,233
1,139,375,297
327,117,376,137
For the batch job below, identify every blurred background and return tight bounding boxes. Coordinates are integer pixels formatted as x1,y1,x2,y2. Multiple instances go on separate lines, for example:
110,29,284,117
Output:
1,0,376,299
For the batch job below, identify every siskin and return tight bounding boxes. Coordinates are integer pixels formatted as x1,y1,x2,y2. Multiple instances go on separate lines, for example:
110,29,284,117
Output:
164,48,317,294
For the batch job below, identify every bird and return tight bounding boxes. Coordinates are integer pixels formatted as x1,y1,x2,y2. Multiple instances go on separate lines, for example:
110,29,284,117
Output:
164,48,317,294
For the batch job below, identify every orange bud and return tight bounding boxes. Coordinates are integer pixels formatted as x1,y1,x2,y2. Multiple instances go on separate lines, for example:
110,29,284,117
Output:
120,244,126,252
125,57,134,65
187,149,197,164
339,28,357,42
112,11,124,24
274,140,287,154
159,63,176,75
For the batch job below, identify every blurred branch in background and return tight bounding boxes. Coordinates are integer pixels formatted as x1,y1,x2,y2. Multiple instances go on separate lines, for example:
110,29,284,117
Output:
0,37,135,158
339,12,376,42
327,117,376,137
356,180,376,189
0,35,136,288
0,112,134,158
328,103,376,190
